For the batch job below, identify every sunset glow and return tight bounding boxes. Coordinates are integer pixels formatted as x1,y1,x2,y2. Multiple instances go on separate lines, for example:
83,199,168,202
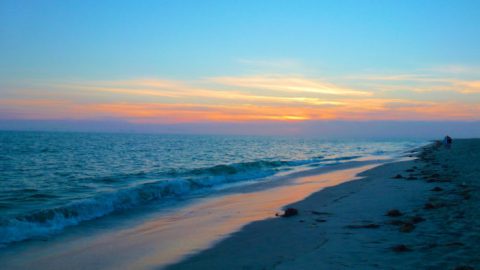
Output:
2,72,480,123
1,1,479,131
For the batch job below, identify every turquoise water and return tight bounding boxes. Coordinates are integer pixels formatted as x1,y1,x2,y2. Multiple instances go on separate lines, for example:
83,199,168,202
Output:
0,131,424,246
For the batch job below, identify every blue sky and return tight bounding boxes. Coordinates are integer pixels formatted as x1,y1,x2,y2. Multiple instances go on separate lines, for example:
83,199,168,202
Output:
1,0,480,131
2,0,479,80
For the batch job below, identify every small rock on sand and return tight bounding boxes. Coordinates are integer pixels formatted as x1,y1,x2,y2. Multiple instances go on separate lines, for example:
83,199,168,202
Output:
386,209,403,217
346,223,380,229
424,203,436,210
281,208,299,217
410,215,426,223
399,223,415,233
392,244,411,252
431,187,444,192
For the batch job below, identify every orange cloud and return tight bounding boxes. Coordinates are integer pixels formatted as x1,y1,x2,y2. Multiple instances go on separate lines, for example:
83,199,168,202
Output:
456,80,480,93
88,103,319,123
347,70,480,94
210,76,372,96
2,98,478,123
50,79,348,107
3,68,480,123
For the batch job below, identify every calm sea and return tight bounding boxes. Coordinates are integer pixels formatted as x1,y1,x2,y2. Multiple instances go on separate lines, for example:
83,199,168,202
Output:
0,131,425,246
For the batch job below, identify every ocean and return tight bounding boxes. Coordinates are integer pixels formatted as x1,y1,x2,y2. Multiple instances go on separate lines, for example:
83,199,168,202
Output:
0,131,425,246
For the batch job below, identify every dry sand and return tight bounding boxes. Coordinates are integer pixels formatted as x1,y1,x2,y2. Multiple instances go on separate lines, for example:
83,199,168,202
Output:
167,139,480,270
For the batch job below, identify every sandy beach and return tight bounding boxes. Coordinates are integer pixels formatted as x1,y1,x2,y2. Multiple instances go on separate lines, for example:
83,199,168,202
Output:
168,139,480,270
1,140,478,270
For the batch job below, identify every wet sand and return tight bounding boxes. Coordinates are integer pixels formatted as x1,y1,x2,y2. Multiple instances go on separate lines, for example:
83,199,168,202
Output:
168,139,480,270
0,160,385,270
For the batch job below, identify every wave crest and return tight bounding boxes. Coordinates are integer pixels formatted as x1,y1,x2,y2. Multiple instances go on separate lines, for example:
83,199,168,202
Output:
0,155,359,246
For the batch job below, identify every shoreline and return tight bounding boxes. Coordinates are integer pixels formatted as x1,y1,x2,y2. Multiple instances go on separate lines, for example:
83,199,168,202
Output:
0,157,390,269
168,139,479,270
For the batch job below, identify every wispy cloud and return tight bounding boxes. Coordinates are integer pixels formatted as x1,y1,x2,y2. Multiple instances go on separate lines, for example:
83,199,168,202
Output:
424,65,480,75
3,97,478,123
346,66,480,94
455,80,480,93
48,78,350,107
2,64,480,123
210,75,372,96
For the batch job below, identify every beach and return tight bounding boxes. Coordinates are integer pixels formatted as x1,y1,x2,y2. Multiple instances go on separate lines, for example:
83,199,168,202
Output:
0,159,385,269
3,1,480,269
168,139,480,270
0,139,478,269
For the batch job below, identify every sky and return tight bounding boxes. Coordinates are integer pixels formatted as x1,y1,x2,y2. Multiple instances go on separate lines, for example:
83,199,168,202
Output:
1,0,480,136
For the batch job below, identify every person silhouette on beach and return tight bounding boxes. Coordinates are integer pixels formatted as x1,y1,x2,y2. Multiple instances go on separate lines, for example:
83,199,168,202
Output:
443,135,452,149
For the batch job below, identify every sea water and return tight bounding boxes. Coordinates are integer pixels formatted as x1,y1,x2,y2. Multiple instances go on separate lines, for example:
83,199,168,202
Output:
0,131,425,246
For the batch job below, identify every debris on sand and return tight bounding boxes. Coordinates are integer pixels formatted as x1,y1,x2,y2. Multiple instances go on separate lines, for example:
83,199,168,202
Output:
388,215,425,227
311,211,331,216
399,223,415,233
346,223,380,229
445,242,464,247
280,208,298,217
386,209,403,217
410,215,426,224
424,202,442,210
392,244,411,252
431,187,444,192
454,266,475,270
458,190,471,200
424,203,435,209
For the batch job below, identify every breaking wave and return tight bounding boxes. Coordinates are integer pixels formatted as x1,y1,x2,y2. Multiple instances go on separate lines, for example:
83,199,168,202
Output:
0,156,361,246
